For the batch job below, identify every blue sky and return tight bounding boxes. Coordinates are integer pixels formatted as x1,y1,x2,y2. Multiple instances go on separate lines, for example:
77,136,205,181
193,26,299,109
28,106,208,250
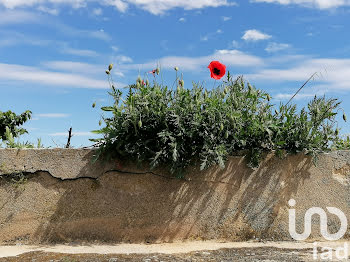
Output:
1,0,350,147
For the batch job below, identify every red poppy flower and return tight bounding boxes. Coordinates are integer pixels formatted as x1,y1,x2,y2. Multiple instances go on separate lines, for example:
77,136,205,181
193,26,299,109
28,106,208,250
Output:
208,61,226,80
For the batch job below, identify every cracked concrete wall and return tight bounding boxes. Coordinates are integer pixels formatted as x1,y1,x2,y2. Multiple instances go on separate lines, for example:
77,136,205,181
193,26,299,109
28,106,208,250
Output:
0,148,350,244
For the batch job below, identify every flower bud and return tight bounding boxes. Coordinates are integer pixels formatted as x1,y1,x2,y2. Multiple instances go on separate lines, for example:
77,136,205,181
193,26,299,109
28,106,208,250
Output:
179,80,184,87
99,120,102,126
225,130,229,139
108,64,113,71
156,68,160,75
174,66,179,71
105,70,110,75
335,128,339,136
267,94,271,101
137,76,142,84
92,102,96,108
220,123,224,131
343,113,347,122
138,120,142,128
146,79,149,86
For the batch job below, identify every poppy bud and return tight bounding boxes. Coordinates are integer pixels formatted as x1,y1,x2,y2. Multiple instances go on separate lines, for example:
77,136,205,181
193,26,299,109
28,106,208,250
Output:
137,76,142,84
343,113,347,122
220,123,224,131
174,66,179,71
108,64,113,71
267,94,271,101
92,102,96,108
224,87,228,95
105,70,110,75
275,109,278,115
335,128,339,136
138,120,142,128
146,79,149,86
179,80,184,87
248,84,252,93
136,82,141,89
177,86,181,93
156,68,160,75
99,120,102,126
225,130,229,139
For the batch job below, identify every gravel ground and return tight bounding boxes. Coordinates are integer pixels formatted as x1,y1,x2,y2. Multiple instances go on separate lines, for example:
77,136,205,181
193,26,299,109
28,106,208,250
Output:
0,247,324,262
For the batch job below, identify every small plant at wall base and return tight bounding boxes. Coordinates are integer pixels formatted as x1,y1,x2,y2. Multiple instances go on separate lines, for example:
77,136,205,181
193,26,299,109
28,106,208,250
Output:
91,63,347,177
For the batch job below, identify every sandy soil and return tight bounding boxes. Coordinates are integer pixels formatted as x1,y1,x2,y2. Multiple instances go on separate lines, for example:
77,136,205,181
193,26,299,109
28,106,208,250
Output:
0,241,348,261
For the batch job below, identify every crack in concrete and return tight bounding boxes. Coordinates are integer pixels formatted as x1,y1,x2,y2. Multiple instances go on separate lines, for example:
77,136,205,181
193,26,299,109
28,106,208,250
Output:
1,169,239,186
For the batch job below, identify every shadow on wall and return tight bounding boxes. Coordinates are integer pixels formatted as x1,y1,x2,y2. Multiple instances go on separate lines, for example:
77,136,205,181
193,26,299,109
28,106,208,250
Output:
29,152,312,243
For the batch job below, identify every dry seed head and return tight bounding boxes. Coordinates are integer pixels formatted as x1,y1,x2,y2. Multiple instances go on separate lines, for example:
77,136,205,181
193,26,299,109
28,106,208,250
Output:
174,66,179,71
108,64,113,71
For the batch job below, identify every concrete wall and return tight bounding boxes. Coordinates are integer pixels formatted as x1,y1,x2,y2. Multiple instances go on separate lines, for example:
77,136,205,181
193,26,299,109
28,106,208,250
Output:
0,148,349,244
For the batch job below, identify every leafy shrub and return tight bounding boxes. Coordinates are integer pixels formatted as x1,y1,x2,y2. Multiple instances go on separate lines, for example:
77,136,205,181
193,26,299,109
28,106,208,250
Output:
0,110,31,140
91,70,345,177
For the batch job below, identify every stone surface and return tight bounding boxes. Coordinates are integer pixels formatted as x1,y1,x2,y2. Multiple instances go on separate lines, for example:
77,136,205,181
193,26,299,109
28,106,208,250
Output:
0,149,349,244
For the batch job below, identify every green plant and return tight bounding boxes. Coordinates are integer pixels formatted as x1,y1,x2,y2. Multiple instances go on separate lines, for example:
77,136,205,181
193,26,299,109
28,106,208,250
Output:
91,67,345,177
1,126,43,149
0,110,31,140
333,135,350,150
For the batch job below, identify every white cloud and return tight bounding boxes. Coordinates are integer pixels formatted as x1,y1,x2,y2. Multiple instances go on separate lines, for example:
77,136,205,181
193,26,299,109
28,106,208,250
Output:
43,61,102,74
222,16,231,21
200,35,209,41
114,55,133,63
265,42,291,52
111,45,119,52
0,0,237,15
251,0,350,9
230,40,240,48
123,49,264,71
274,93,319,100
37,5,59,15
247,58,350,90
0,63,113,89
61,46,99,57
92,7,102,15
0,10,39,25
179,17,186,22
49,131,93,136
0,31,51,47
36,113,70,118
242,29,272,41
0,0,87,9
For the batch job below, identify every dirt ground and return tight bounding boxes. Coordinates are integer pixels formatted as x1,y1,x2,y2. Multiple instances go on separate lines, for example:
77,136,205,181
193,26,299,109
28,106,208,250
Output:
0,241,348,262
